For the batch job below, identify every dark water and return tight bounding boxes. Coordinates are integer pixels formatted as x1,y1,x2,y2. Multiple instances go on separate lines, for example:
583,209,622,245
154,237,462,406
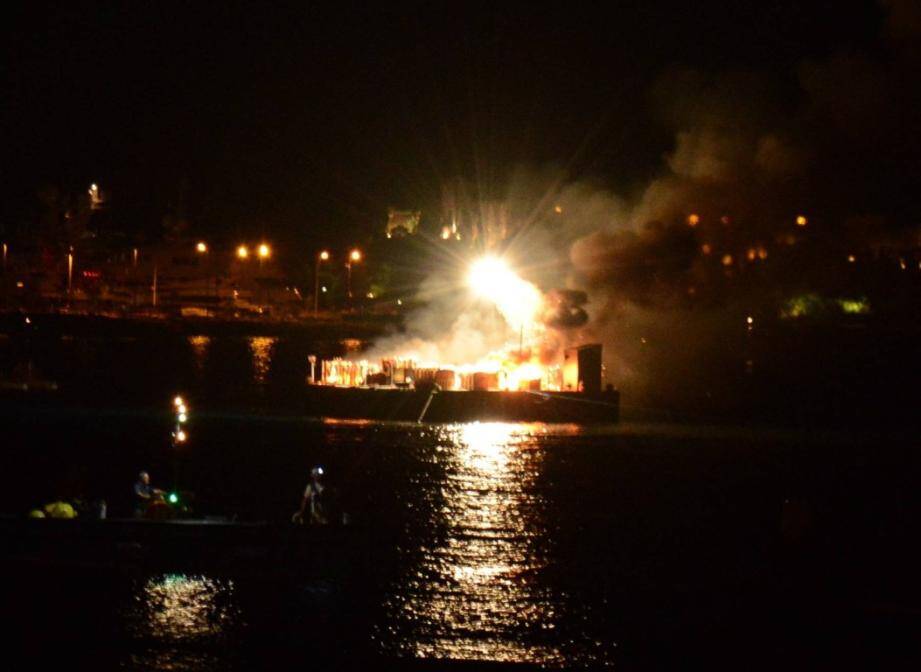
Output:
2,330,921,669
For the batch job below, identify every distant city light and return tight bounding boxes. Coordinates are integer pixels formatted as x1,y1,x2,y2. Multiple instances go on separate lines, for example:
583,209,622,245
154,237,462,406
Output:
237,245,249,259
783,293,824,318
366,292,375,299
688,213,699,227
321,286,327,293
721,254,733,266
350,249,362,262
173,396,184,407
175,430,187,443
796,215,808,227
441,227,451,240
397,299,402,306
258,243,271,259
746,316,754,325
196,241,207,253
554,205,563,214
701,244,712,255
847,254,856,263
839,298,871,315
319,250,330,261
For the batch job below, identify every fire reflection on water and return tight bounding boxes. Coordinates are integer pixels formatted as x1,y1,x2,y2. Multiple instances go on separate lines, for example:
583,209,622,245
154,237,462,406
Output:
385,422,562,664
248,336,276,385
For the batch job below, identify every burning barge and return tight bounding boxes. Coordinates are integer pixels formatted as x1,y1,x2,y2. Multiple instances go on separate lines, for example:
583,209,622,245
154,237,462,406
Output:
305,344,619,424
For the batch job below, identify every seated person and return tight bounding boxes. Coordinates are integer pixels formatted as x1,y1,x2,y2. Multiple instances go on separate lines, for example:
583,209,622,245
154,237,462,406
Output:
133,471,164,518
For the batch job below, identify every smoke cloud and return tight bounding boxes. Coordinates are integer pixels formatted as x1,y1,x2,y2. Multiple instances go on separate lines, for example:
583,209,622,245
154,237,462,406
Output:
370,1,921,411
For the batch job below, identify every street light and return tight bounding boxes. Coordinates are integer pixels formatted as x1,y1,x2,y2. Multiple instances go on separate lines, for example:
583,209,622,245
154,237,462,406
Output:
171,396,189,445
67,246,74,294
257,243,271,270
237,245,249,259
346,249,362,299
88,183,102,210
314,250,330,316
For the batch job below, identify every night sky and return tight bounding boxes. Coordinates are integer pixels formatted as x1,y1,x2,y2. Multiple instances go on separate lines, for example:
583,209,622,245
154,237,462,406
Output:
3,1,915,248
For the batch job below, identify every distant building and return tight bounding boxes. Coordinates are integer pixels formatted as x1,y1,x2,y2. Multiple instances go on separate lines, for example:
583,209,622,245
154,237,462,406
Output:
385,209,421,238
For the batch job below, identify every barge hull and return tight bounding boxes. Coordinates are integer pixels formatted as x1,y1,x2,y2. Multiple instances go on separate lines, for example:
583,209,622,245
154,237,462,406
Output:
304,387,619,424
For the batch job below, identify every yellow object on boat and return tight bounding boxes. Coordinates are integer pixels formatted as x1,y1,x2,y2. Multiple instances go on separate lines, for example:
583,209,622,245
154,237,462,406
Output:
43,501,76,519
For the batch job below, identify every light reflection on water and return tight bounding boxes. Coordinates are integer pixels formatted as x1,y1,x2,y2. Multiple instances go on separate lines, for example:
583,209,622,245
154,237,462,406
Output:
129,574,241,640
247,336,276,385
384,422,565,665
124,574,242,670
187,335,211,373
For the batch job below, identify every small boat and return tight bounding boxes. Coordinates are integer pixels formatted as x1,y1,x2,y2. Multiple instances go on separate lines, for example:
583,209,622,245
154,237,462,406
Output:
0,515,380,581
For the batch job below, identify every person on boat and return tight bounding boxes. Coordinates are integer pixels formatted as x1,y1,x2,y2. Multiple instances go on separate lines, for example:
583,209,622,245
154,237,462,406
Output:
133,471,164,518
295,465,334,525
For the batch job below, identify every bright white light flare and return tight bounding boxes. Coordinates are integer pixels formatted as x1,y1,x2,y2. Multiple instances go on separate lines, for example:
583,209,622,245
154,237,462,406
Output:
467,256,543,330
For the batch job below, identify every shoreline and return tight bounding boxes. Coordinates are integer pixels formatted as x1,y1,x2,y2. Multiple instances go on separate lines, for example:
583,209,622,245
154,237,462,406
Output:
0,306,398,338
